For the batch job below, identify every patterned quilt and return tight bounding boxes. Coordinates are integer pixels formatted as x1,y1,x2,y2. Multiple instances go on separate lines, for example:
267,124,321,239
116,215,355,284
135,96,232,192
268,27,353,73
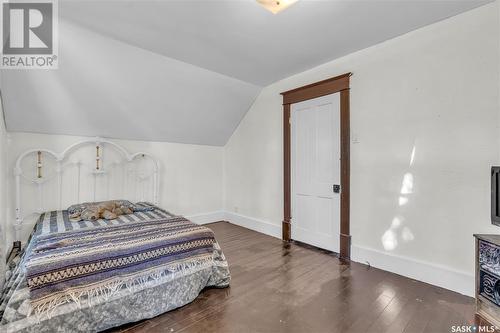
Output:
0,205,230,333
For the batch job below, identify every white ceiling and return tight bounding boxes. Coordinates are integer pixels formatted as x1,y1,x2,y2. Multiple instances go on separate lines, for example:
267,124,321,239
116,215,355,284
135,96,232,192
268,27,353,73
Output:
60,0,491,86
0,0,491,145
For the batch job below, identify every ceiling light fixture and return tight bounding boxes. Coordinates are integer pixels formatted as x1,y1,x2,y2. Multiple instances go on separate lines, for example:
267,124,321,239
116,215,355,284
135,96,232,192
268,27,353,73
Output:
256,0,298,14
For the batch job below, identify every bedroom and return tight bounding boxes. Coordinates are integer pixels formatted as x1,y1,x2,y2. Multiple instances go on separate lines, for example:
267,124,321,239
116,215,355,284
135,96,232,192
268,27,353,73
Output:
0,0,499,332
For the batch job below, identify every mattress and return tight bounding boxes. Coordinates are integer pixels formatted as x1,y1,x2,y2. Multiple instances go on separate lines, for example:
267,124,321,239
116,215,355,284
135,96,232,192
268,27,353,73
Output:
0,204,230,333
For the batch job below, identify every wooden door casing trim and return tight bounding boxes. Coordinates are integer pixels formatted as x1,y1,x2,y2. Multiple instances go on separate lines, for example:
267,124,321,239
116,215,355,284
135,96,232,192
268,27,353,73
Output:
281,73,351,259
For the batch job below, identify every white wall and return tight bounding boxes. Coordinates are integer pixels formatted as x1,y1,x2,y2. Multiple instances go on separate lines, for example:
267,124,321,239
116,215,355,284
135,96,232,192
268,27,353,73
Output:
224,2,500,296
6,132,224,247
0,91,7,286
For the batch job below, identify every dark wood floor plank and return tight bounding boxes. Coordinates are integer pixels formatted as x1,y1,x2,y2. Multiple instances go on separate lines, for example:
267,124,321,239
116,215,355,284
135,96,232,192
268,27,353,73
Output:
110,222,476,333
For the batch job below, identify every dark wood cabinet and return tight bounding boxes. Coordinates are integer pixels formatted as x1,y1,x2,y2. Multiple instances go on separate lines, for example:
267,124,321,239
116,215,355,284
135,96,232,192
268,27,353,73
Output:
475,234,500,327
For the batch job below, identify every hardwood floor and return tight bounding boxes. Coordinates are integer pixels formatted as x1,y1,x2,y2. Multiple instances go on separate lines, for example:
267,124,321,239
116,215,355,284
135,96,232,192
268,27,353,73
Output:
112,221,481,333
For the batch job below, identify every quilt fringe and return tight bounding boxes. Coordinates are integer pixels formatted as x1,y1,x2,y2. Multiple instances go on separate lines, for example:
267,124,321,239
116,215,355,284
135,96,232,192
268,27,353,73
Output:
31,256,214,321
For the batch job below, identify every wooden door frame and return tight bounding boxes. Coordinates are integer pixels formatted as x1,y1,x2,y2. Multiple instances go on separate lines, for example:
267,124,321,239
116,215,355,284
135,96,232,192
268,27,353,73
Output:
281,73,351,259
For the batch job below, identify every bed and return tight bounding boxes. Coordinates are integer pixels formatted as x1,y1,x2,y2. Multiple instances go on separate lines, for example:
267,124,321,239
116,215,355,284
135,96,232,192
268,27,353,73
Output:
0,138,230,332
0,203,230,332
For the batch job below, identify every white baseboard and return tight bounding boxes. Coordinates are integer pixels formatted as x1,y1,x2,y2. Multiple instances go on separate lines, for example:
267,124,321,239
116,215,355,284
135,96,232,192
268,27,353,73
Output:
185,211,281,239
186,211,473,297
351,244,474,297
224,211,281,239
185,211,226,225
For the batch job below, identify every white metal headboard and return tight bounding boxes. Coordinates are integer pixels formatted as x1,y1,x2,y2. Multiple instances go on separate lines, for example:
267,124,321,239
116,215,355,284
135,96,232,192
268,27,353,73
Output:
14,137,160,241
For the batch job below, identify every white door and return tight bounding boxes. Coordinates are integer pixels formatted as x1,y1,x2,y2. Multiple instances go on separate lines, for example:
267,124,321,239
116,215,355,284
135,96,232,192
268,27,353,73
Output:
291,93,341,252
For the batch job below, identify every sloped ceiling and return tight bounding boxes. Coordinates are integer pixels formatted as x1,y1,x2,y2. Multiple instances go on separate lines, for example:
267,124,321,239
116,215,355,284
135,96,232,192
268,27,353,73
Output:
0,0,491,146
1,20,260,146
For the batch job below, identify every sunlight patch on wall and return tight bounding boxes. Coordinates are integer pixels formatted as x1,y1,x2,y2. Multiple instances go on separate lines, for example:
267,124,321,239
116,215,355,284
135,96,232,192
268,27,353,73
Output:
409,145,416,166
382,229,398,251
398,196,408,206
400,173,414,194
399,144,416,206
382,216,415,251
382,216,404,251
402,227,415,242
383,143,418,250
391,216,402,228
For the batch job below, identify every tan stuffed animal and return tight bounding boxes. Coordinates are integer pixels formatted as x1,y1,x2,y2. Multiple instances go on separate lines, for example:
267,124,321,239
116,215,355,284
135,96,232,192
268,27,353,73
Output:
79,207,100,221
74,201,133,221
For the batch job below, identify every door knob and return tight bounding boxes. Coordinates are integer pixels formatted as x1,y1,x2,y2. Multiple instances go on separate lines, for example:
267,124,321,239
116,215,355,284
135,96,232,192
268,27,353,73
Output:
333,184,341,193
